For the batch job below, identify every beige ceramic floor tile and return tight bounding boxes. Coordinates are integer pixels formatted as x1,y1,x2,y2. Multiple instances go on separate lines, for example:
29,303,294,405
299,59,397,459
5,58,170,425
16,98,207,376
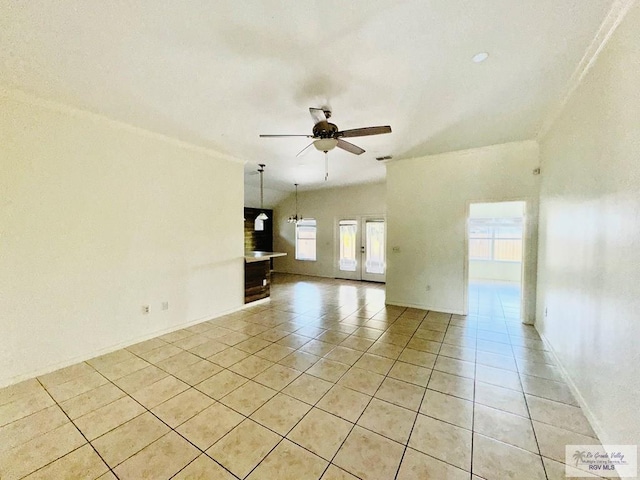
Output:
476,364,522,391
374,377,425,411
477,351,518,371
434,356,476,379
357,398,416,444
283,373,334,405
472,433,546,480
188,339,228,358
0,378,43,407
96,471,118,480
316,385,371,423
151,388,214,428
527,394,596,437
247,439,328,480
156,351,202,375
353,353,395,375
277,334,313,350
321,464,360,479
173,359,223,385
176,401,244,450
541,456,602,480
235,337,271,354
301,339,337,357
406,337,441,354
114,431,199,480
60,382,126,420
439,344,476,362
254,344,296,362
366,342,404,359
474,404,538,453
251,392,312,435
91,411,170,467
0,422,86,480
253,364,302,390
207,419,282,478
46,371,109,403
427,370,474,400
228,355,275,379
325,346,363,365
419,389,473,429
532,420,602,464
307,358,351,382
288,408,353,461
173,454,237,480
475,381,529,417
22,444,109,480
340,336,375,352
220,380,277,415
397,447,469,480
388,361,431,387
95,357,150,381
137,343,182,364
112,365,168,394
208,346,251,367
521,374,578,406
0,404,68,453
408,414,471,471
196,369,248,399
126,337,168,355
38,362,95,388
333,426,405,480
130,375,189,409
337,368,385,395
74,396,145,440
278,350,320,371
397,348,437,368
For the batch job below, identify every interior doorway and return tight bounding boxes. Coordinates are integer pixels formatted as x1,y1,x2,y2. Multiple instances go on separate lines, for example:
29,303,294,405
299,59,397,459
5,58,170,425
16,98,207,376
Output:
336,216,386,282
467,201,525,320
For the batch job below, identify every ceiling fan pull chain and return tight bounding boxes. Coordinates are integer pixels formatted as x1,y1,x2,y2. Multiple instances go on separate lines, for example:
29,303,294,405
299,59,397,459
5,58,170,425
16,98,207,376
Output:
325,152,329,181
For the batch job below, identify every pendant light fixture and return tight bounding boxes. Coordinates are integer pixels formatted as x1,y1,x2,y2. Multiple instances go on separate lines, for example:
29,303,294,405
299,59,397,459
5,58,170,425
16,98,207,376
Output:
287,183,302,224
254,164,268,231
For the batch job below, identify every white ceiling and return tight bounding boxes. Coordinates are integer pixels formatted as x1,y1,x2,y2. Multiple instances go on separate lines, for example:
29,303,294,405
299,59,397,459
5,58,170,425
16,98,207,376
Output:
1,0,613,196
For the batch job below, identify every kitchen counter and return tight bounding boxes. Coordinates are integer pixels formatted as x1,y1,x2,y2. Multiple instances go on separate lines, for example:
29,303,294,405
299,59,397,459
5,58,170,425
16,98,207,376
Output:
244,251,286,303
244,251,287,263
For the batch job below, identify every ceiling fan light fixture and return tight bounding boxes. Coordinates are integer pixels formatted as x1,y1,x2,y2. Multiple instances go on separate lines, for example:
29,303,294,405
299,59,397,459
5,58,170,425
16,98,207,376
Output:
313,138,338,152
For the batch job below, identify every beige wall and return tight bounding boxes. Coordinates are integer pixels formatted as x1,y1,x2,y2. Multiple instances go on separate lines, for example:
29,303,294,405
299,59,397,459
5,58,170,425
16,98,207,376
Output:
0,90,244,387
386,141,540,319
536,3,640,445
272,182,386,278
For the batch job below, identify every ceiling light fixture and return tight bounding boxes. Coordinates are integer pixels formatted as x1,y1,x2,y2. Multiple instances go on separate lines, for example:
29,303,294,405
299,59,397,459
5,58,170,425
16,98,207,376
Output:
313,138,338,152
254,164,268,231
472,52,489,63
287,183,302,224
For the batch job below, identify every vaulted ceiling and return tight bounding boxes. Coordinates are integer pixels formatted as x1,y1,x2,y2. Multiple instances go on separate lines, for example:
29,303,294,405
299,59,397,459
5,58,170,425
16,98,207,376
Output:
1,0,613,196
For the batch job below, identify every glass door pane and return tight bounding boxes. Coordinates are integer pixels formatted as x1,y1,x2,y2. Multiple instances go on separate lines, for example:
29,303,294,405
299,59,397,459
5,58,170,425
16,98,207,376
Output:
339,220,358,272
362,218,386,282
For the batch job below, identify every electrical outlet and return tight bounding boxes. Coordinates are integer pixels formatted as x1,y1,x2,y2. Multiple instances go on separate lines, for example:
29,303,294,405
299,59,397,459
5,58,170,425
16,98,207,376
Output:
426,285,431,291
162,301,169,311
142,305,150,314
392,246,401,253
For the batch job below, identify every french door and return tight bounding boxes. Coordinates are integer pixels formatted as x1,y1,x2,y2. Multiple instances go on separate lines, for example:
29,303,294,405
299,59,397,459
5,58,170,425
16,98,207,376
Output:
336,216,386,282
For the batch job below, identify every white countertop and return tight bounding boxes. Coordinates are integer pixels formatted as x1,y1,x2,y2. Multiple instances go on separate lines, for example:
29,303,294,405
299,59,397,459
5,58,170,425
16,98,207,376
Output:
244,251,287,263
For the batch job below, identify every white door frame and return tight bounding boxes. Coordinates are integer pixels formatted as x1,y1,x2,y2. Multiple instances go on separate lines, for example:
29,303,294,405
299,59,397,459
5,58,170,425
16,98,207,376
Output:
463,198,535,323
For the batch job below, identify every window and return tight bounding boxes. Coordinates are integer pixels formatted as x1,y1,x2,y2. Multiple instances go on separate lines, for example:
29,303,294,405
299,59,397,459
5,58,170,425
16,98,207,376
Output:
469,218,523,261
296,219,317,261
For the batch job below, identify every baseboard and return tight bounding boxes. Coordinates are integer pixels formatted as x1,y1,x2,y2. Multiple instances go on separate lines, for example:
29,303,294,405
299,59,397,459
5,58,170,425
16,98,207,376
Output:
1,302,246,389
535,327,609,444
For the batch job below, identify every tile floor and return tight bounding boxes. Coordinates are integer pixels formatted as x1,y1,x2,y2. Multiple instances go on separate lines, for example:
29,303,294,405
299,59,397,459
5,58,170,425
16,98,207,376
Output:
0,274,614,479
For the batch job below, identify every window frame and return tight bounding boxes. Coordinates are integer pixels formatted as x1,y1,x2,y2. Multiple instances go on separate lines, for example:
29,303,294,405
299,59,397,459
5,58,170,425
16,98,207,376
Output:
295,218,317,261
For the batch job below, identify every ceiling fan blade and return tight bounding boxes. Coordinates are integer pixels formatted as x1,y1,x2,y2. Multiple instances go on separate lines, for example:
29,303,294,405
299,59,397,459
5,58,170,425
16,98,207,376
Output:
296,142,315,157
260,134,312,138
336,125,392,138
336,138,365,155
309,107,327,125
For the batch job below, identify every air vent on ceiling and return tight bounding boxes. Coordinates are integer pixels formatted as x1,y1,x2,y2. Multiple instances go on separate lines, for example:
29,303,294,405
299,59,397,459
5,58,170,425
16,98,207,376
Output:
375,155,393,161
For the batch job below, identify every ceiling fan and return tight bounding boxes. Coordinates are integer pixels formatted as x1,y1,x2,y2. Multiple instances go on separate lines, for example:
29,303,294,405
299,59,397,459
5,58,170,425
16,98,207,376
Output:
260,107,392,157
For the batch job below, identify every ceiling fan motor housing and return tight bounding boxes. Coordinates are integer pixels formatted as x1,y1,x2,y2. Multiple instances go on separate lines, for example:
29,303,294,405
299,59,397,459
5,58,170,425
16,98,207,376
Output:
312,121,339,138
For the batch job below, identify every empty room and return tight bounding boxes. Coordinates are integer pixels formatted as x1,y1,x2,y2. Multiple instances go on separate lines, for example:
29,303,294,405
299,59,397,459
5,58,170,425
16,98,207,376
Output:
1,1,639,479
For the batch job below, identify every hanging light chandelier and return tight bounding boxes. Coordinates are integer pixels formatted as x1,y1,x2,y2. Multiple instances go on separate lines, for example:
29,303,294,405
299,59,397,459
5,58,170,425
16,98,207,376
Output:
287,183,302,224
254,164,268,231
